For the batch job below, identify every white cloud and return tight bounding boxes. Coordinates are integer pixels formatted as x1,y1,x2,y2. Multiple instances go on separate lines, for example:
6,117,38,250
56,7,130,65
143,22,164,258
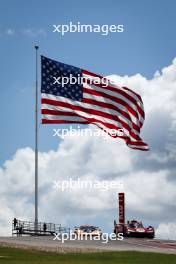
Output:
1,58,176,238
1,28,46,37
156,222,176,240
21,28,47,37
5,29,15,35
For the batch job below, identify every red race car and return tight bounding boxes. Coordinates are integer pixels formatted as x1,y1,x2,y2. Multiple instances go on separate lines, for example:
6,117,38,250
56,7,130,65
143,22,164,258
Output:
114,219,155,239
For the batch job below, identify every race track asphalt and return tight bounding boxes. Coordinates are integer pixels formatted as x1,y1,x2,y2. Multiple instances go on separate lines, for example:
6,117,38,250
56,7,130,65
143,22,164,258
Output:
0,236,176,254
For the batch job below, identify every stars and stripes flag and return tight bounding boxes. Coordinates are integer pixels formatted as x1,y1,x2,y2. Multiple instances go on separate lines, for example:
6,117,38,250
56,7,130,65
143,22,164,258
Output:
41,56,149,150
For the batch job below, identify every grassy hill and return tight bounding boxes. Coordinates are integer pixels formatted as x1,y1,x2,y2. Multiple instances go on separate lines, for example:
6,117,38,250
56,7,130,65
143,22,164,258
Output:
0,246,176,264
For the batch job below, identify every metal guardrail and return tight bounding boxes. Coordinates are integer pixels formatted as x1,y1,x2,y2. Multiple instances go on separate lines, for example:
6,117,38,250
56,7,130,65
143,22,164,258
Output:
12,219,70,237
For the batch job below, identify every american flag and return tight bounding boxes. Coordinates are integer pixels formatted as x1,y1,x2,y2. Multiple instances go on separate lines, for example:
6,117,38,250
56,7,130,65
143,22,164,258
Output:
41,56,149,150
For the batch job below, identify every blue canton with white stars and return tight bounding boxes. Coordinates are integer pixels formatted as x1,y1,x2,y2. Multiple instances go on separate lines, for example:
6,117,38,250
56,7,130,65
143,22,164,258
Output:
41,56,83,101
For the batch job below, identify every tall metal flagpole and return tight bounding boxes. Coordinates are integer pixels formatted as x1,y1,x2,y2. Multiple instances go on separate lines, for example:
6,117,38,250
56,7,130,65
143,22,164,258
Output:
34,45,39,231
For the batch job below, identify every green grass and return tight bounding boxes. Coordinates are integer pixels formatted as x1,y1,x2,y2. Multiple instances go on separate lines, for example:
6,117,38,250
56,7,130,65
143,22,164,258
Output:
0,246,176,264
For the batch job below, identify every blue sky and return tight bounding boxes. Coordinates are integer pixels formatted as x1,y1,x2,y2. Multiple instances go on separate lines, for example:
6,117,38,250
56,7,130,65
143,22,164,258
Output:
1,0,176,165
